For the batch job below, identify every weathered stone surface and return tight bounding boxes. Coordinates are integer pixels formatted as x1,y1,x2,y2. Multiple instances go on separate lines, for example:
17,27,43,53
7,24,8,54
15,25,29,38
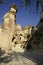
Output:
0,4,17,53
12,25,35,49
0,3,43,53
26,18,43,49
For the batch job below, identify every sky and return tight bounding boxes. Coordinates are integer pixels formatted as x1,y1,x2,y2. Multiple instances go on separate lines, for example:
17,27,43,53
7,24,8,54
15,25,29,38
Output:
0,0,41,27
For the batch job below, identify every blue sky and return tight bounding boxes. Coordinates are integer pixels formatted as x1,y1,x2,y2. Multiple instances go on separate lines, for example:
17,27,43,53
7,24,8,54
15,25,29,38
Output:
0,0,41,27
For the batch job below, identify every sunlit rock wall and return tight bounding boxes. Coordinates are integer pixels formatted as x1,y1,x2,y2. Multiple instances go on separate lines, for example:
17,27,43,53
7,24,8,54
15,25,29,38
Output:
0,4,17,52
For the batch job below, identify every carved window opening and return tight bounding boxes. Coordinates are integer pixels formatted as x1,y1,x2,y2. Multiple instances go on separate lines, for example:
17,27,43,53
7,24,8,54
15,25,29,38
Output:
20,34,22,36
12,36,16,42
20,37,21,40
14,41,17,45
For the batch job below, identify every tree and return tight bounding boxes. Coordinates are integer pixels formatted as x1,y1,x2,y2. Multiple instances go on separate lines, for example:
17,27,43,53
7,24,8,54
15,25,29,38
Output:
22,0,43,19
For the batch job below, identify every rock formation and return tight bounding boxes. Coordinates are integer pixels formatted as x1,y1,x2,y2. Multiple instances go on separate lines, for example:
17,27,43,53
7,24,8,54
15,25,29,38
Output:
0,3,18,53
0,3,42,53
26,17,43,49
0,7,35,52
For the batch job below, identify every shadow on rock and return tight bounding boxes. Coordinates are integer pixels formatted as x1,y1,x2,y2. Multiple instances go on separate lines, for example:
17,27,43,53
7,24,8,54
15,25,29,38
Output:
0,50,18,63
22,49,43,65
0,49,43,65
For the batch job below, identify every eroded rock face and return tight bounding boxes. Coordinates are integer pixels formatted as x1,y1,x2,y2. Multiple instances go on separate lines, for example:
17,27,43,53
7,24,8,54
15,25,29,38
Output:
0,30,11,52
0,4,37,52
12,25,34,49
0,4,17,53
12,24,27,49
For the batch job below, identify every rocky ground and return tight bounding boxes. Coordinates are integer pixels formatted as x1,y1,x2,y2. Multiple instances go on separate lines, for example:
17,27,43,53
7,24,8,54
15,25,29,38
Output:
0,44,43,65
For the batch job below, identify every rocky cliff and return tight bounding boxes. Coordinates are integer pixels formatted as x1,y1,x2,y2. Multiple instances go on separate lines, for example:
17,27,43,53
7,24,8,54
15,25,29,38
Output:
26,18,43,49
0,4,43,53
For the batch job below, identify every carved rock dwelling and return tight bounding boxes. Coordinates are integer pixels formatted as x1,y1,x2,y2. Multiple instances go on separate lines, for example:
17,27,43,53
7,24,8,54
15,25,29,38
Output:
0,4,36,53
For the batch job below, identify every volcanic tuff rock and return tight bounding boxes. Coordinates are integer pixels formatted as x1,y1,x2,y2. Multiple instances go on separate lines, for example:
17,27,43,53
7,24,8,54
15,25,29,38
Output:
0,4,43,53
26,18,43,49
